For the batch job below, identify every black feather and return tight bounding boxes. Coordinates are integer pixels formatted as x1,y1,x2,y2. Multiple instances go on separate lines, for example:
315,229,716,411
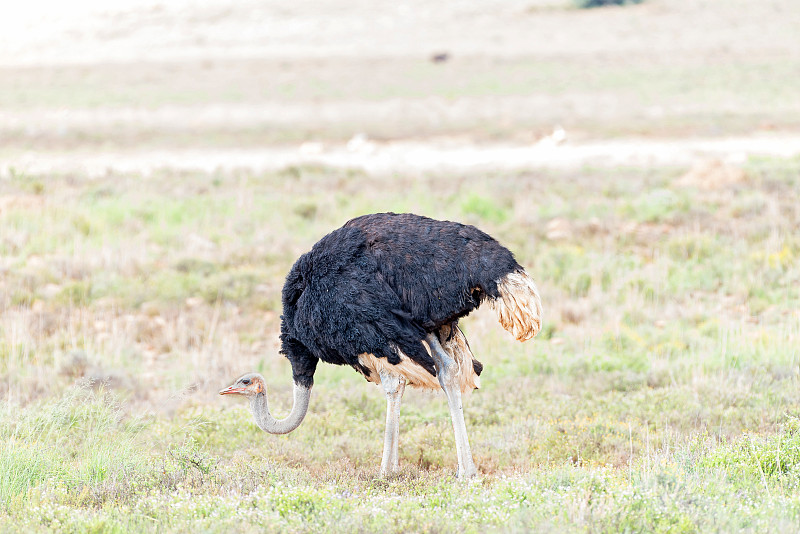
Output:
279,212,522,387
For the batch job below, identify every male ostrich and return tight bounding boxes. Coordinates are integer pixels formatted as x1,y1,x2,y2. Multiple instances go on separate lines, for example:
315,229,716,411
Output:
220,212,542,477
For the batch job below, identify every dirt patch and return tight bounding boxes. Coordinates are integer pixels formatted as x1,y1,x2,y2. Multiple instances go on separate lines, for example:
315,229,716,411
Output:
676,159,748,190
5,134,800,176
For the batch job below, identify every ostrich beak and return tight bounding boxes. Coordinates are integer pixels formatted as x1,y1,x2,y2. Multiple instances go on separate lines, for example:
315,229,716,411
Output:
219,385,245,395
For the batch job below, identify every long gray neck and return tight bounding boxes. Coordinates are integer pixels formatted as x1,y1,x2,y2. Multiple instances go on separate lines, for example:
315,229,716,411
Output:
249,383,311,435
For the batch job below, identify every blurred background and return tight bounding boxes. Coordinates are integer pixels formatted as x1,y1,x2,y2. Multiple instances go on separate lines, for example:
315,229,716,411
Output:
2,0,799,174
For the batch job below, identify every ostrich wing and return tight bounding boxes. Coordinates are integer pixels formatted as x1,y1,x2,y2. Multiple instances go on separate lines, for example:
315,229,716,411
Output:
284,231,436,377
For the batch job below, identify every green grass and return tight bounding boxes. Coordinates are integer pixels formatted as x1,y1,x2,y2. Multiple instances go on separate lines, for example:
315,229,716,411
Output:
0,391,147,507
5,395,800,532
1,157,799,531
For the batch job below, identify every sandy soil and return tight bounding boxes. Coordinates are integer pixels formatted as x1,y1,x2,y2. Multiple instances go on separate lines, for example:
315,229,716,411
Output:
2,0,798,66
6,133,800,177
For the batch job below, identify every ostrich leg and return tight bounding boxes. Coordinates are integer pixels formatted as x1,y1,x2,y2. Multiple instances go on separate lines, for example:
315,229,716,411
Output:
379,370,405,475
425,333,478,478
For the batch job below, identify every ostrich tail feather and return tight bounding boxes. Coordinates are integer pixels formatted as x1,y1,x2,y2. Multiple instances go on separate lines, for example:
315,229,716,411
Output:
490,269,543,342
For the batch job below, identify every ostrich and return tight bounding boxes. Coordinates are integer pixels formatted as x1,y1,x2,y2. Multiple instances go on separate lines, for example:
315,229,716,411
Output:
220,212,542,477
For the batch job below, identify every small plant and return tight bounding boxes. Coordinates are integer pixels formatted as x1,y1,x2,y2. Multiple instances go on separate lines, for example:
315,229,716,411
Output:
168,438,218,484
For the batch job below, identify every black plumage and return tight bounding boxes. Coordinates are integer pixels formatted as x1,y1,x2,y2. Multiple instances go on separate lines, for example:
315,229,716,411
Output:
279,212,523,388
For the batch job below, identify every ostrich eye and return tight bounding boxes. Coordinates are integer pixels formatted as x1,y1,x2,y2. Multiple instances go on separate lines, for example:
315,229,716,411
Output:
241,378,251,385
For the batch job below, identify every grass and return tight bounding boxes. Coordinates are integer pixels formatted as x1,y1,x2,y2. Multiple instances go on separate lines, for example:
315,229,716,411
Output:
0,155,799,531
2,54,800,150
6,56,798,109
5,397,800,532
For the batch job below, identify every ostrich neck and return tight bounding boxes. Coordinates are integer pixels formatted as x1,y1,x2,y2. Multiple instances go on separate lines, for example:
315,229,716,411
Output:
249,383,311,435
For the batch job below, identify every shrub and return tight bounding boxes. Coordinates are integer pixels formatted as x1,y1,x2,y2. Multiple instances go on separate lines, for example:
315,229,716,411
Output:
574,0,644,8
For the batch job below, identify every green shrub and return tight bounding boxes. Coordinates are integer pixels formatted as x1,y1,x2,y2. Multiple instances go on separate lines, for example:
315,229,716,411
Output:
575,0,644,8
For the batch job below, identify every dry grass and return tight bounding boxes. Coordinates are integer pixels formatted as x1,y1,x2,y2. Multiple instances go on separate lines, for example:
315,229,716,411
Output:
1,156,799,531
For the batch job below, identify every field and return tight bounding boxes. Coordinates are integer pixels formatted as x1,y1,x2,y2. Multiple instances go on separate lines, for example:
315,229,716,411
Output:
2,0,800,532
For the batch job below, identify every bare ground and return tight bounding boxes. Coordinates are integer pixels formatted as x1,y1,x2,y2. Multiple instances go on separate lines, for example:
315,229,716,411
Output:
2,0,800,173
5,134,800,177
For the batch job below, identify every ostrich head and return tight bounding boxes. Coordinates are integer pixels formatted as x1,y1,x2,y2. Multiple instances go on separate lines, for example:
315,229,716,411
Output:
219,372,311,435
219,372,265,397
